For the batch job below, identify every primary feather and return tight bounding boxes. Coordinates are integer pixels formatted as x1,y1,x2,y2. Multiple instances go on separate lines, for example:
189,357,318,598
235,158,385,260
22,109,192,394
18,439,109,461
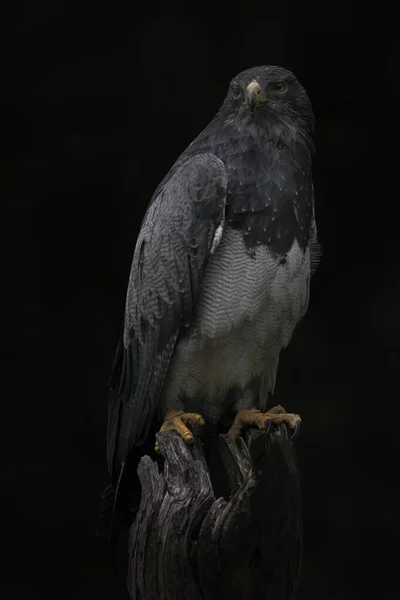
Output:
107,154,227,478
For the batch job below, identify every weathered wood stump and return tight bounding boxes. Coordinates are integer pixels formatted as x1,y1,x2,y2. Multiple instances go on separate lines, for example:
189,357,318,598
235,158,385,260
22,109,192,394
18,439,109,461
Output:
128,425,302,600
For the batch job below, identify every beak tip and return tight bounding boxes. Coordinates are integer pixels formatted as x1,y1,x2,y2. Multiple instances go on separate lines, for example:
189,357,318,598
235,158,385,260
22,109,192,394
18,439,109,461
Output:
246,81,264,109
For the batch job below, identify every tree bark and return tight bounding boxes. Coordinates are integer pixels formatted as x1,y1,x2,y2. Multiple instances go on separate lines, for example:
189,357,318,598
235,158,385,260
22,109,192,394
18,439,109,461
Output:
128,425,302,600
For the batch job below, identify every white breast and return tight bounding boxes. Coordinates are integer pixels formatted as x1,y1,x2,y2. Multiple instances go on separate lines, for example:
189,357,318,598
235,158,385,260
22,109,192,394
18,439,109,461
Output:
161,228,311,419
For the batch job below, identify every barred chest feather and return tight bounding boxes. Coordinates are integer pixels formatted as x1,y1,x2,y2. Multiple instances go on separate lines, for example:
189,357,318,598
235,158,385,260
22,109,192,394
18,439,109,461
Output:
160,227,311,422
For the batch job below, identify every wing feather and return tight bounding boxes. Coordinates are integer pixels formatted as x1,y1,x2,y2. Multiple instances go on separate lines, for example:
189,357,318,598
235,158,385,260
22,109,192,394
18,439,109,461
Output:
107,153,227,479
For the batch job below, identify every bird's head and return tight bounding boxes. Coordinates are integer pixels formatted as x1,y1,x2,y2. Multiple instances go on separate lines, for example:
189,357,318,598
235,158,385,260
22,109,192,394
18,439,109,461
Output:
220,65,315,143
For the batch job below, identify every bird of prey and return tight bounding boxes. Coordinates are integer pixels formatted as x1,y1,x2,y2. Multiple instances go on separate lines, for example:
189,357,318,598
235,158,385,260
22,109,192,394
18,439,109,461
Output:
105,65,320,519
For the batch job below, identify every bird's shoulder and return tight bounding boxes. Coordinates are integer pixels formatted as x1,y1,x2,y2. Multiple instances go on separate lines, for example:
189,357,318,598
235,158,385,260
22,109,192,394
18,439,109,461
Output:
222,137,314,255
148,126,314,256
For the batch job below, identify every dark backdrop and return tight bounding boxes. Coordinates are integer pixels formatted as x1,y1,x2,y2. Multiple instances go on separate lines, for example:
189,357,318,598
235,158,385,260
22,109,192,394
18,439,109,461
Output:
2,2,398,599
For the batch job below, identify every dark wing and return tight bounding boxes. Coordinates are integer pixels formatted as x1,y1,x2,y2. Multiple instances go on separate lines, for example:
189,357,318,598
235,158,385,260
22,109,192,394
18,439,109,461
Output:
107,153,227,479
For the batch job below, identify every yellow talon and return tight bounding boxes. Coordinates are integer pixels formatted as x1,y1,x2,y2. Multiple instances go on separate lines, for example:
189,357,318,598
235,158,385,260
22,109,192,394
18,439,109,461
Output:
155,410,205,453
227,407,301,440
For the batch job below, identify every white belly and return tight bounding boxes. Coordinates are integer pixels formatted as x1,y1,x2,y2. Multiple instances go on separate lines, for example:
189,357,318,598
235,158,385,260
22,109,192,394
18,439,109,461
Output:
160,228,310,420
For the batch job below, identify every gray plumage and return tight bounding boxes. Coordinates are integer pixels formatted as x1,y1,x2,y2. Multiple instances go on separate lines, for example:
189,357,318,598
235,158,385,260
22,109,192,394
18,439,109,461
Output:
107,154,227,474
161,229,311,424
106,65,320,493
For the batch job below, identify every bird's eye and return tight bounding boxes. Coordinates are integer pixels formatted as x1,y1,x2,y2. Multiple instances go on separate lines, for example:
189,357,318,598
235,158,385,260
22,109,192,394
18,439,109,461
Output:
231,83,242,99
275,81,288,94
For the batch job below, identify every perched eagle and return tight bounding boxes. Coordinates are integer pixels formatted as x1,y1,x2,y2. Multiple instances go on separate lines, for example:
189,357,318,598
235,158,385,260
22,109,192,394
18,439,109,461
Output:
102,65,320,531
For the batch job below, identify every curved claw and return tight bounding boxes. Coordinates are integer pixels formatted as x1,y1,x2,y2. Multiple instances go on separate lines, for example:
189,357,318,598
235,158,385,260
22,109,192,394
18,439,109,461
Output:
290,419,301,440
154,411,205,454
263,418,272,436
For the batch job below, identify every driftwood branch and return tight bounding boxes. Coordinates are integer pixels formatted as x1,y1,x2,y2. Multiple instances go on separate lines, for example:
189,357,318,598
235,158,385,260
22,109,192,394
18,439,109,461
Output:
128,426,302,600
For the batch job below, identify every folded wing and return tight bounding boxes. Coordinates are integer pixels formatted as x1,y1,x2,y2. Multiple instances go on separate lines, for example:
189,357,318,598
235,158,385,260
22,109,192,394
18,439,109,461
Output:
107,153,228,480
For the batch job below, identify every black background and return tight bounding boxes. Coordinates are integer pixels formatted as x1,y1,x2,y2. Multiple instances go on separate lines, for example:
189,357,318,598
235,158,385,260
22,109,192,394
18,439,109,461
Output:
2,1,399,599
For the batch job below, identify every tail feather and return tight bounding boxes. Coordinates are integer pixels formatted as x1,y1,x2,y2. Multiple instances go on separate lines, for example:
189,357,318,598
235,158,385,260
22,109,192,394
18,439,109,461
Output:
96,464,130,580
96,483,117,540
96,451,144,541
96,462,127,541
97,417,161,548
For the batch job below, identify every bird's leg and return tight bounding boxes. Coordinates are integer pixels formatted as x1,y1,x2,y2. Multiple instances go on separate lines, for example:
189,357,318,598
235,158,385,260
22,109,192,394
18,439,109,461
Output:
227,404,301,440
155,410,205,453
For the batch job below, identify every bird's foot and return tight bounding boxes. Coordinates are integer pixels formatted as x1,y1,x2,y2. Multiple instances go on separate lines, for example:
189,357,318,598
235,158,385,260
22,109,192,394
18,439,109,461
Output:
227,404,301,440
155,410,205,453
